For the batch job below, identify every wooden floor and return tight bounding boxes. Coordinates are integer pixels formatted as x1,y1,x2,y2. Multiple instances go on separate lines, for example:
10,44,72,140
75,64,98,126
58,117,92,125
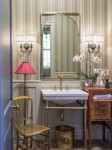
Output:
14,139,112,150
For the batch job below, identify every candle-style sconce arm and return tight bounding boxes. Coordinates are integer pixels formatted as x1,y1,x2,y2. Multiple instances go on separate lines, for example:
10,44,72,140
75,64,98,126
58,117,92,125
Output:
16,34,36,57
19,43,33,56
88,43,100,55
85,34,104,57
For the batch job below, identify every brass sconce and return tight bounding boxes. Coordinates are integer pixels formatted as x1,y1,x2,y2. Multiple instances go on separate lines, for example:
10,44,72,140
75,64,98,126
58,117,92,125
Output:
85,34,104,55
16,34,36,56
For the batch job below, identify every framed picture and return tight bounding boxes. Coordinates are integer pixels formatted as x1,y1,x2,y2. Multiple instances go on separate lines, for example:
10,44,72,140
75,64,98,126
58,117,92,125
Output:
94,69,111,86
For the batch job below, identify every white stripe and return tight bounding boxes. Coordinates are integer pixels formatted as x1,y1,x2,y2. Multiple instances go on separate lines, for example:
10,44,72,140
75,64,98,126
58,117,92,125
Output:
4,100,12,116
4,122,11,141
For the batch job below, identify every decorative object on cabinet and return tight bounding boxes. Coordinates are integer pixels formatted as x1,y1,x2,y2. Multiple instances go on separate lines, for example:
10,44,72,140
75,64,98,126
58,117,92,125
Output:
105,79,109,88
94,69,111,86
109,81,112,88
13,96,50,150
16,34,36,56
15,62,36,95
83,87,112,149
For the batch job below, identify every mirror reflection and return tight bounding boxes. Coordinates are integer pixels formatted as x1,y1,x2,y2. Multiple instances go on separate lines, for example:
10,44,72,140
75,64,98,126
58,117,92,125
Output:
41,13,80,80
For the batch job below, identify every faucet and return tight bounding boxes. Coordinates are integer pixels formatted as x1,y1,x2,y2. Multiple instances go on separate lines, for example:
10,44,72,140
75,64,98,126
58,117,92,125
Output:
57,73,63,90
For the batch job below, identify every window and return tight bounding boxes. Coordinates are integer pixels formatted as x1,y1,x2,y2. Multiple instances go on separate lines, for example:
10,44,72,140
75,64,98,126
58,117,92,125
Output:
43,26,51,68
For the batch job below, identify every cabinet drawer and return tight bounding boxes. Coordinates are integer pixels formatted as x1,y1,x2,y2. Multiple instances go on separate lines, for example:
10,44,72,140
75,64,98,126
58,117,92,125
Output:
92,101,111,120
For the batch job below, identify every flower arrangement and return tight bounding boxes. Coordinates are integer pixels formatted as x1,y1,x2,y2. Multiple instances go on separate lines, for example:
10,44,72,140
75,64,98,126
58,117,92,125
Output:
73,52,101,86
73,53,102,64
73,53,86,62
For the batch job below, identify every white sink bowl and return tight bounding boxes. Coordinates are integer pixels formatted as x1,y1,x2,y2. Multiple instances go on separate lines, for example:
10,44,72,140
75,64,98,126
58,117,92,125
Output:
41,89,88,105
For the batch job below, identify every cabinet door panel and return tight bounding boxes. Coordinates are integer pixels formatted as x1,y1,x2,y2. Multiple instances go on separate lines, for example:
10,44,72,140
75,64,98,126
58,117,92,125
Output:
94,102,111,120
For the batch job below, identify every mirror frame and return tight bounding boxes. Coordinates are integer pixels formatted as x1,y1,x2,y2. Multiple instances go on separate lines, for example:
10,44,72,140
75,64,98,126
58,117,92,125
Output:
40,12,81,80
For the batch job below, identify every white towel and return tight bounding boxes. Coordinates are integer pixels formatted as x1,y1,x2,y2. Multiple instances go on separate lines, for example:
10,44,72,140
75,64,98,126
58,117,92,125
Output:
93,94,112,100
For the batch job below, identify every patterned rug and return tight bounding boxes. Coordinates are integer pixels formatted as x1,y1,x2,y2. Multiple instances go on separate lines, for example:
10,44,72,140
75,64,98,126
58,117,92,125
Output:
14,140,112,150
51,140,111,150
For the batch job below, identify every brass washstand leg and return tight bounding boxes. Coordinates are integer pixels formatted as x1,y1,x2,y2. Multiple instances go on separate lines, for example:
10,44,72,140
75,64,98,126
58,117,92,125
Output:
84,100,87,149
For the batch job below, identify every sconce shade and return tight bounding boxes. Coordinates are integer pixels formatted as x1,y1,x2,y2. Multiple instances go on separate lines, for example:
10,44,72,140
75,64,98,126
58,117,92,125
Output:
15,62,36,75
96,35,104,43
16,35,25,42
27,34,36,42
85,34,104,43
85,34,93,42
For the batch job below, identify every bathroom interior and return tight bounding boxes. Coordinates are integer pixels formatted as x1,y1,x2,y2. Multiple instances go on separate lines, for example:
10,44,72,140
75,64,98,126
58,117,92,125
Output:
10,0,112,149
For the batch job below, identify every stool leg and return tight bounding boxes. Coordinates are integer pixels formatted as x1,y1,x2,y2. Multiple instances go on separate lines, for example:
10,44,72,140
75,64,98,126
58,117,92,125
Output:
46,131,50,150
30,137,32,149
25,137,29,150
48,131,50,150
103,122,106,142
111,126,112,147
16,131,19,150
88,120,92,149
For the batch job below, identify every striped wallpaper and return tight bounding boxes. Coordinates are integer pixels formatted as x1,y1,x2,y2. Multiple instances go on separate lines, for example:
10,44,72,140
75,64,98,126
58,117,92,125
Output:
12,0,112,80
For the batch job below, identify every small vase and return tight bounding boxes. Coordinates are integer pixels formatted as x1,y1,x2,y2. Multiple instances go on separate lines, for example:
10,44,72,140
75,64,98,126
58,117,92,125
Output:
85,79,93,87
105,79,109,88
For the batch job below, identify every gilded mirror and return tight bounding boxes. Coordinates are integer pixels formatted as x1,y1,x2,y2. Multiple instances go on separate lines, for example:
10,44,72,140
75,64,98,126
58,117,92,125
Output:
40,12,81,80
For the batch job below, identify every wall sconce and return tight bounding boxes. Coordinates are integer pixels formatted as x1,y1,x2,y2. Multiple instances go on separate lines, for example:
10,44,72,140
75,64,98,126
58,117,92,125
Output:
85,34,104,56
16,34,36,56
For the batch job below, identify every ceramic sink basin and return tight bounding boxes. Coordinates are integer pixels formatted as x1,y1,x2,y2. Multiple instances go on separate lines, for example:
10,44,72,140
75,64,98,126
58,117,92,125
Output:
41,89,88,105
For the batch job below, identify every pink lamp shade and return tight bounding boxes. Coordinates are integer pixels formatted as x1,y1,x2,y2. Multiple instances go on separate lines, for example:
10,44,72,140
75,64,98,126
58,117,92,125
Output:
15,62,36,75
